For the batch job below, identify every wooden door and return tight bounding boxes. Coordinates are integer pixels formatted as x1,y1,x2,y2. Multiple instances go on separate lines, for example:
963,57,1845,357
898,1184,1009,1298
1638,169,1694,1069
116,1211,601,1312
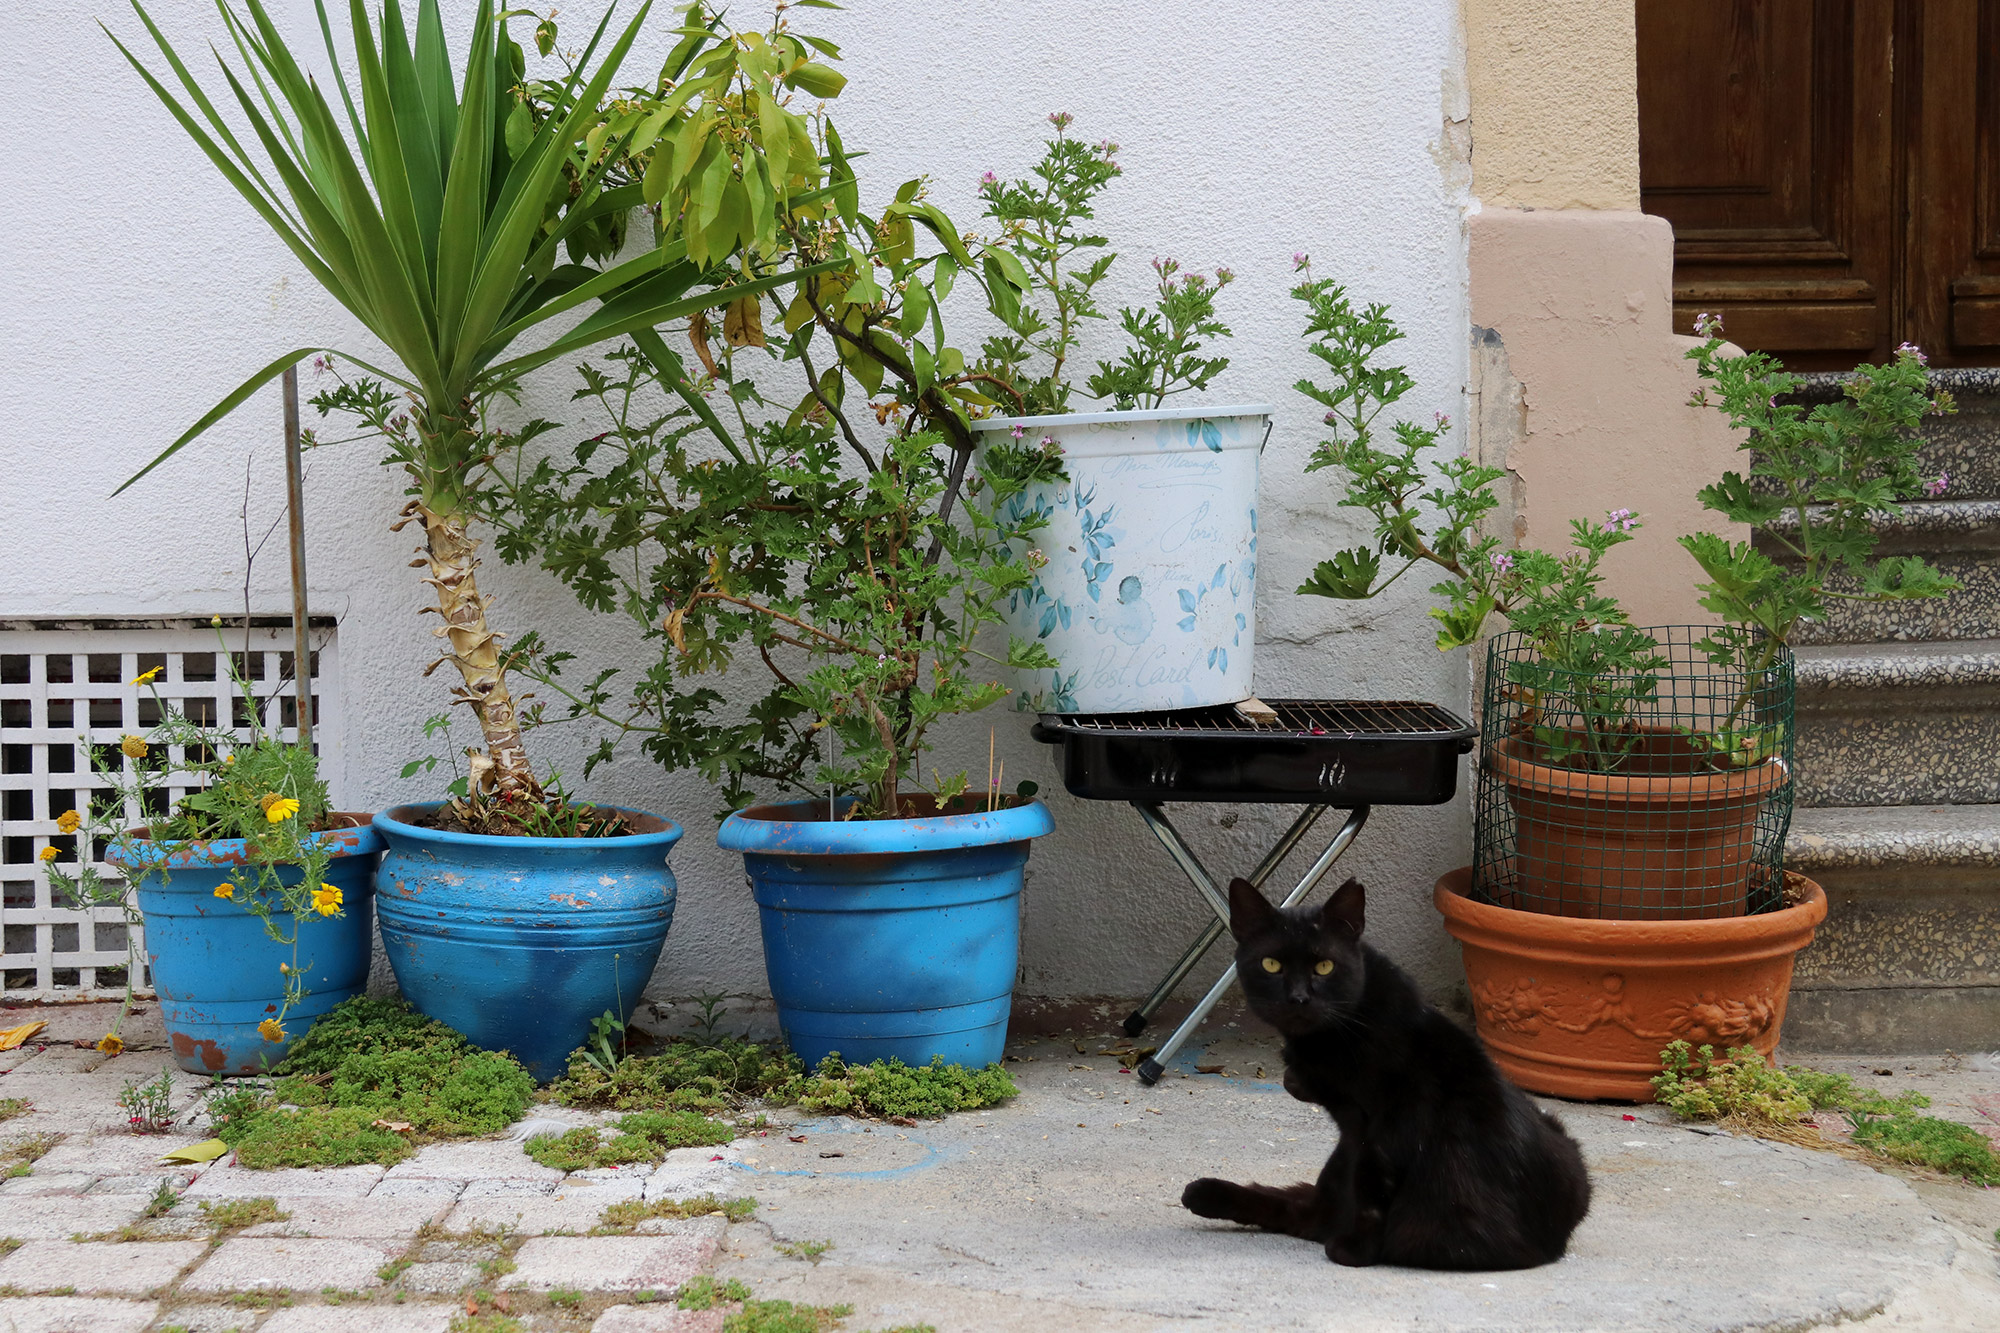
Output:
1638,1,2000,370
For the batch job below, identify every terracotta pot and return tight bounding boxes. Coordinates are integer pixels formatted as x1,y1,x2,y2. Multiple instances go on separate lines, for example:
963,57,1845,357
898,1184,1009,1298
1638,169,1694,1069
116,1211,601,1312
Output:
1434,865,1827,1101
1487,729,1788,919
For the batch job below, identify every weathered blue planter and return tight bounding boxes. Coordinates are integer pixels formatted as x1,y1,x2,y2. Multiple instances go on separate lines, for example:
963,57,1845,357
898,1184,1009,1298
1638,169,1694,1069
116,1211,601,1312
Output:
372,803,683,1081
719,798,1056,1069
111,817,381,1076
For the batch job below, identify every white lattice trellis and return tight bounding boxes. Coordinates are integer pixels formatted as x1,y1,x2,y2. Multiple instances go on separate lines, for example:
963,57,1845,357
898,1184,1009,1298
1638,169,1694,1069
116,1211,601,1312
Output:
0,619,340,998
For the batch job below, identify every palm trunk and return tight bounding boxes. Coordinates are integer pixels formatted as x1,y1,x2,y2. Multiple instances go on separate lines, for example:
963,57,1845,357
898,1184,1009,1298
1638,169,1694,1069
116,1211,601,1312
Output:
408,496,540,802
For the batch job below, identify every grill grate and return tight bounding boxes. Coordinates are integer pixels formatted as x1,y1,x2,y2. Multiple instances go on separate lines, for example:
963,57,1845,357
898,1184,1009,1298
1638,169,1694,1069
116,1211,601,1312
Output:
1042,698,1469,740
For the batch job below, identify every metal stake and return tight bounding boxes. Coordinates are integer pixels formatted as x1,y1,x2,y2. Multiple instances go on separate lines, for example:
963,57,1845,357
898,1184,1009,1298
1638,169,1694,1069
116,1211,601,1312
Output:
282,366,312,748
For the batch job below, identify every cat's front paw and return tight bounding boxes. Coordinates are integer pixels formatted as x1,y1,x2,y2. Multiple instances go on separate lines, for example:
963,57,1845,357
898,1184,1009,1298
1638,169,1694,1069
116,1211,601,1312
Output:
1181,1178,1242,1220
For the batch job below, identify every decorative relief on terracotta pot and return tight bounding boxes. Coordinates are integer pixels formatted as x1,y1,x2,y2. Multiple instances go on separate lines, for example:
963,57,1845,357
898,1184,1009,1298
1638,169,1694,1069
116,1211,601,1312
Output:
1471,977,1562,1034
1473,971,1774,1044
1663,989,1777,1045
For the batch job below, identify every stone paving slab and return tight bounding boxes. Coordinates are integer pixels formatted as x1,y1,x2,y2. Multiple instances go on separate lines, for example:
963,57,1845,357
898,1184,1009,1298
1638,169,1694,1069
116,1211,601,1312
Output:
0,1239,206,1295
396,1259,482,1293
261,1304,464,1332
459,1177,558,1197
371,1178,466,1200
30,1135,213,1176
445,1184,644,1235
0,1194,151,1240
593,1306,728,1333
84,1171,199,1195
236,1195,453,1239
0,1295,157,1332
184,1162,386,1198
0,1172,98,1196
644,1147,743,1202
499,1233,718,1292
180,1237,395,1293
381,1138,561,1182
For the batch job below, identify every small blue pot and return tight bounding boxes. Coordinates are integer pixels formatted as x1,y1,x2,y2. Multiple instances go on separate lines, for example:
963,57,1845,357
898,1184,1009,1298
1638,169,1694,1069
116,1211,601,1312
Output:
111,817,381,1076
372,803,683,1081
719,797,1056,1069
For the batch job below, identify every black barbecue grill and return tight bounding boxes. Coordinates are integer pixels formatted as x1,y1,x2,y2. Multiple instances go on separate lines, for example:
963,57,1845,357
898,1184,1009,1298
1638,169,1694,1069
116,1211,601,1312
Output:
1033,698,1475,1083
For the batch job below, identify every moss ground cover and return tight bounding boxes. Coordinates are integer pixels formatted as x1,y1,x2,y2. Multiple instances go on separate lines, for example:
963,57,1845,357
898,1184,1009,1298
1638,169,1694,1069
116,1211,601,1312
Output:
215,997,535,1168
1653,1041,2000,1185
523,1109,736,1171
548,1039,1016,1121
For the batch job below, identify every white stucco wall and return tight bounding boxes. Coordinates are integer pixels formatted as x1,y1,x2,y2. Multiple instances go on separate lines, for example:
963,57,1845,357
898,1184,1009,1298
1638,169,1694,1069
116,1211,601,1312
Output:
0,1,1474,1015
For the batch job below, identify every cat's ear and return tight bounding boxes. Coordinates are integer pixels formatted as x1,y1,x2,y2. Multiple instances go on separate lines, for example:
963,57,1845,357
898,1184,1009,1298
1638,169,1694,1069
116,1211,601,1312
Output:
1321,878,1365,937
1227,876,1278,940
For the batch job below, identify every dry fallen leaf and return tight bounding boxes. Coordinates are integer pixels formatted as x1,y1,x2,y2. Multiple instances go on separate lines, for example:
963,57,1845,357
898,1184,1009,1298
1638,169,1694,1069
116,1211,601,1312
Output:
492,1294,512,1314
0,1021,47,1051
818,1151,843,1159
888,1115,917,1128
1195,1064,1227,1075
787,1135,808,1143
372,1119,415,1134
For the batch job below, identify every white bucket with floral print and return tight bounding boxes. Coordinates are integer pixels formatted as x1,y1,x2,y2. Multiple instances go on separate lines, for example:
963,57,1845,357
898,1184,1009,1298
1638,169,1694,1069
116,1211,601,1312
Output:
974,405,1270,714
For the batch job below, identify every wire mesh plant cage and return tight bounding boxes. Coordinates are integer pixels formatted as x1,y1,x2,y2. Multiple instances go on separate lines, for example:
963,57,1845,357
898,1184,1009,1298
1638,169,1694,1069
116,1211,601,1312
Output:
1471,626,1794,920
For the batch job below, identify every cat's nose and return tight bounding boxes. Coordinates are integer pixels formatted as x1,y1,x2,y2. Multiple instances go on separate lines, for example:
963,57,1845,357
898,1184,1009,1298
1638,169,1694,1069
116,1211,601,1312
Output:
1286,983,1310,1005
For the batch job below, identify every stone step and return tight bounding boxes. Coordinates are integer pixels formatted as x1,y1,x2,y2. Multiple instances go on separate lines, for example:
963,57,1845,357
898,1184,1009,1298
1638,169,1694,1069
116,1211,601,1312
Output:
1792,639,2000,806
1782,804,2000,1051
1774,367,2000,500
1755,499,2000,644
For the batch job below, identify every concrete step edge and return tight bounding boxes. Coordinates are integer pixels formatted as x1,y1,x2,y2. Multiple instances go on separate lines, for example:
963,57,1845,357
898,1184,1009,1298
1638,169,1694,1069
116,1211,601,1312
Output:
1787,804,2000,871
1794,638,2000,692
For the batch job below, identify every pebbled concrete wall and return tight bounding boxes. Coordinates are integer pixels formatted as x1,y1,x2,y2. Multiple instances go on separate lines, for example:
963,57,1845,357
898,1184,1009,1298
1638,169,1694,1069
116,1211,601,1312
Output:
0,1,1476,1016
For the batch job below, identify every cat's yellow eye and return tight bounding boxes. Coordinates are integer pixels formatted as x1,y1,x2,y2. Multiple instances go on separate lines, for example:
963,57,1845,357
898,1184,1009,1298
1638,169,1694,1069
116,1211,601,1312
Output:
1260,957,1282,973
1314,959,1335,976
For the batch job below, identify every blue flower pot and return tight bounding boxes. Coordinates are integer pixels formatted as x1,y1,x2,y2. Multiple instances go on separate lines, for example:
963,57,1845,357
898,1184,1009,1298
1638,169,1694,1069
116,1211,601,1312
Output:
111,817,381,1076
372,803,683,1081
718,797,1056,1069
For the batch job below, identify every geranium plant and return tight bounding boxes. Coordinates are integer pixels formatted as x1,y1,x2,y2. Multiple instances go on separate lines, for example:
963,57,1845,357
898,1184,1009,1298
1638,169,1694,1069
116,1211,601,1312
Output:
474,3,1052,818
1291,269,1960,773
975,115,1235,412
45,623,350,1050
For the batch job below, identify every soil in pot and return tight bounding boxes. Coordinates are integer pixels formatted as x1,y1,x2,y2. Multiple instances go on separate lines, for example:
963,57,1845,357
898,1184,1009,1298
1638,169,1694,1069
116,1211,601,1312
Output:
1487,726,1788,919
1435,866,1827,1101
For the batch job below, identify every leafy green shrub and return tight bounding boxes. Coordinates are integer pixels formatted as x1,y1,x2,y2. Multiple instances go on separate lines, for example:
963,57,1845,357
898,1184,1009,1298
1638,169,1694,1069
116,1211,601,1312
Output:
548,1037,1016,1122
676,1276,852,1333
524,1109,735,1171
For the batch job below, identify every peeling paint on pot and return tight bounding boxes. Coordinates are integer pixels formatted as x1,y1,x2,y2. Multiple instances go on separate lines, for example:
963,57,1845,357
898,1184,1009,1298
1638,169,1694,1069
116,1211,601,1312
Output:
111,815,381,1076
371,803,683,1081
974,405,1270,713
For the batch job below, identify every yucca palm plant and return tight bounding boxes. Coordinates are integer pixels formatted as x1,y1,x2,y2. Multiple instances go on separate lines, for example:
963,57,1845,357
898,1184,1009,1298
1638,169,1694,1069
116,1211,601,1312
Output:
109,0,803,805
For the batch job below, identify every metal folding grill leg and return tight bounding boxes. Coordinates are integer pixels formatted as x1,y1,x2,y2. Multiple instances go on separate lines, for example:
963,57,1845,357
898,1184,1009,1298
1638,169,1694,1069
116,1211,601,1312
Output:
1122,804,1330,1036
1134,805,1370,1085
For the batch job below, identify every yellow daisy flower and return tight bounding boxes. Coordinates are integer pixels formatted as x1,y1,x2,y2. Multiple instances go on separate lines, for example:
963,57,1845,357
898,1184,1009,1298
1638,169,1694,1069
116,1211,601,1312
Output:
262,796,301,824
96,1032,123,1055
213,883,234,900
257,1018,286,1043
55,809,80,834
311,883,343,917
120,735,148,759
130,667,162,686
37,846,58,863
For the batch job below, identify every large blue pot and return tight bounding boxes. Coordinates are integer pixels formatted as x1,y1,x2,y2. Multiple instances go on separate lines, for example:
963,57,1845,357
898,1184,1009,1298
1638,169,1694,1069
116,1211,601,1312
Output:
719,797,1055,1068
372,803,683,1081
111,816,381,1076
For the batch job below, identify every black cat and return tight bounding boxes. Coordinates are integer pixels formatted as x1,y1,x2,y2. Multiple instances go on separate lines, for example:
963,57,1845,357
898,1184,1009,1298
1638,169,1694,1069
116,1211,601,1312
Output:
1181,876,1591,1270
